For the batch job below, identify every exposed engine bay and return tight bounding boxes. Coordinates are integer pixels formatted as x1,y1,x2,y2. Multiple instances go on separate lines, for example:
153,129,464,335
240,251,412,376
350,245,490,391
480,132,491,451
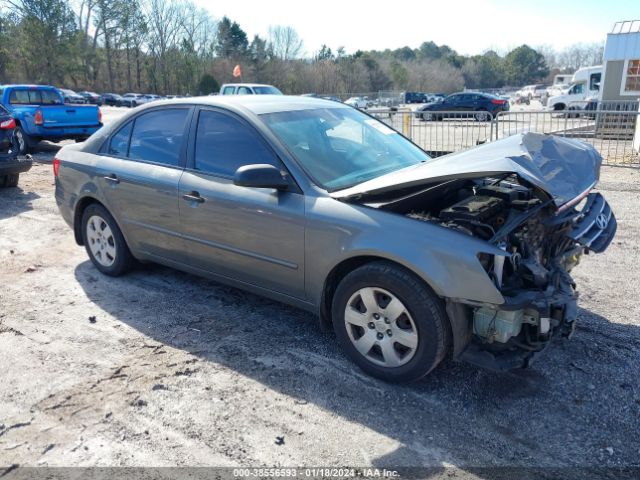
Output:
354,173,617,370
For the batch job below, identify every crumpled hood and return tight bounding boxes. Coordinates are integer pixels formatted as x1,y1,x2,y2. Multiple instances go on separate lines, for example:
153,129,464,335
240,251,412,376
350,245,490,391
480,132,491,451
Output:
331,132,602,208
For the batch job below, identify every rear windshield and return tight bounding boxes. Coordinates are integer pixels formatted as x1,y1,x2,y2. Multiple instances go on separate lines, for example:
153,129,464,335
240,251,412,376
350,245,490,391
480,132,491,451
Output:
253,86,283,95
9,89,63,105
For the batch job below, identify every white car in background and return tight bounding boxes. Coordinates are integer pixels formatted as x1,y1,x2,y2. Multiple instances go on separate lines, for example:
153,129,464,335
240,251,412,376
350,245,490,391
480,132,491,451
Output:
344,97,368,109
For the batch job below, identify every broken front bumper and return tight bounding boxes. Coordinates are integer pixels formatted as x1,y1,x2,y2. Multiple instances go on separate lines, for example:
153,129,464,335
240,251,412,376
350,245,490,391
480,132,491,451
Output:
457,192,617,371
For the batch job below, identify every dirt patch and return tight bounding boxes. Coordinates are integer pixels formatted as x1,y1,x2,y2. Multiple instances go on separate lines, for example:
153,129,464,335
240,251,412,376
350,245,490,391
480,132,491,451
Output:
0,161,639,470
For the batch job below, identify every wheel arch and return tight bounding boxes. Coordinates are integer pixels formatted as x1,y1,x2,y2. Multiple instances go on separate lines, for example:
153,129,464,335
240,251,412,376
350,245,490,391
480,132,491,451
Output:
319,255,452,339
73,196,124,247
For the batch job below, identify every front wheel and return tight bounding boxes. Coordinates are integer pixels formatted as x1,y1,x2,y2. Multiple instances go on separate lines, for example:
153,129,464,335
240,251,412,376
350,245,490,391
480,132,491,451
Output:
81,204,134,276
422,112,433,121
331,261,449,382
474,110,489,122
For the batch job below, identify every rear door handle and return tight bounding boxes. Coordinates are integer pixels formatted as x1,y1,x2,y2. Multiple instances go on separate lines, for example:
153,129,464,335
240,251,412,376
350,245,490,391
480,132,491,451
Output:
182,192,205,203
104,174,119,184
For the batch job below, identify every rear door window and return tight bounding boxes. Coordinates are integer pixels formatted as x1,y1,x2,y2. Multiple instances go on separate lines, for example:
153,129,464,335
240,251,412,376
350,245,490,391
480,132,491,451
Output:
237,87,253,95
193,110,278,177
222,86,236,95
108,122,133,157
128,109,190,166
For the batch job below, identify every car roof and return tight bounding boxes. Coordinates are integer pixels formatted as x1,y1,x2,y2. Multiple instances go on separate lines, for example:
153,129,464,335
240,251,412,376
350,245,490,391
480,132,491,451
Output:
221,83,276,88
0,84,57,88
135,95,350,115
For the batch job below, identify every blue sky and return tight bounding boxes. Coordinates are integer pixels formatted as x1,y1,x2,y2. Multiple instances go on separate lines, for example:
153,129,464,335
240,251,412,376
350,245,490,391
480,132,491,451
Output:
193,0,636,55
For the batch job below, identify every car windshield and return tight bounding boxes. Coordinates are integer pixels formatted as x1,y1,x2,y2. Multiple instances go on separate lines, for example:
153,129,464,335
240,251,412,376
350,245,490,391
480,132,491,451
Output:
261,107,430,191
253,86,282,95
9,89,63,105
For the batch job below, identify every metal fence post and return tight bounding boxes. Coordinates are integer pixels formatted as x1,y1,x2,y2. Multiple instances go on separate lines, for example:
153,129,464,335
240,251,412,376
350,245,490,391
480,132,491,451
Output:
403,111,411,138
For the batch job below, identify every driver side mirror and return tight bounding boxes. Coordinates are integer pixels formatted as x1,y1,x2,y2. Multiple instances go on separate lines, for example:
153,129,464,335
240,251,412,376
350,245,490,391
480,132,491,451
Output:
233,164,289,190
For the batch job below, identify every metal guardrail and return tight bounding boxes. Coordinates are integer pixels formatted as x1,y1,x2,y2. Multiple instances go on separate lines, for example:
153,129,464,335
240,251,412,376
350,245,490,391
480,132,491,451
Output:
494,110,640,166
366,107,640,166
368,109,495,157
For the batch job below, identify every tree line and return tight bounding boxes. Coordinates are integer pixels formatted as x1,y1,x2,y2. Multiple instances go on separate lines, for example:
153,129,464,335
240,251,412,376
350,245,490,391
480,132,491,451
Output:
0,0,604,96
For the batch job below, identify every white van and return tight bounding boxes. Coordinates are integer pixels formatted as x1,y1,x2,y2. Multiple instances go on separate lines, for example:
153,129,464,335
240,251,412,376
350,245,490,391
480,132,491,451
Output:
546,66,602,111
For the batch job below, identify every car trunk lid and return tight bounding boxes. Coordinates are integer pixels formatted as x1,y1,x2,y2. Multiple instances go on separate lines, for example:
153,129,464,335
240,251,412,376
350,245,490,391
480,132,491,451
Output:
41,104,101,128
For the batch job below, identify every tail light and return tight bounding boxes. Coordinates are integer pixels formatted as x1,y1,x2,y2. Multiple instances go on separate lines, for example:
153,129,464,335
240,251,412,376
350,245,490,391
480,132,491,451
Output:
491,99,507,105
0,118,16,130
98,108,102,123
34,109,44,125
53,158,60,177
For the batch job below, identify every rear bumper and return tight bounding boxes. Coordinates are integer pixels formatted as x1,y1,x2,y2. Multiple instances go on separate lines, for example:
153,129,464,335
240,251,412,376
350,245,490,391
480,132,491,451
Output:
34,124,102,140
0,154,33,176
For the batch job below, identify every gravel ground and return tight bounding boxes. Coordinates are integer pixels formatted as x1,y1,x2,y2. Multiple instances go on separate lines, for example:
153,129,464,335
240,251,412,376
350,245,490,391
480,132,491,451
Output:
0,118,639,476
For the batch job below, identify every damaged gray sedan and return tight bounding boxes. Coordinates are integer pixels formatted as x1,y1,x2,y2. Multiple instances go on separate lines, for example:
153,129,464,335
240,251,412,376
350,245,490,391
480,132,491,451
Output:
54,96,616,382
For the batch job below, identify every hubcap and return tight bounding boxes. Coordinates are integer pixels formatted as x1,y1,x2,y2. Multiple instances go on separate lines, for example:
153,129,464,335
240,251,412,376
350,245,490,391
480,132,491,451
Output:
344,287,419,368
86,215,116,267
15,131,25,151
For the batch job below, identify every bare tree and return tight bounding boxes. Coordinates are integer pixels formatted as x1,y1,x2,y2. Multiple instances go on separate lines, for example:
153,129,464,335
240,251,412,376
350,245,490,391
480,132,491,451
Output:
267,25,303,61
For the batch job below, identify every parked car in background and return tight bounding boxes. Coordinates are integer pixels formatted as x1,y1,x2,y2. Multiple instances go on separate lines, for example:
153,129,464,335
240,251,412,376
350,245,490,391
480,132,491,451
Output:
344,96,368,109
0,85,102,154
121,93,146,107
402,92,428,104
60,89,86,104
415,92,509,121
0,103,32,187
53,96,616,381
219,83,283,95
515,85,536,100
142,94,163,103
79,91,103,105
102,93,124,107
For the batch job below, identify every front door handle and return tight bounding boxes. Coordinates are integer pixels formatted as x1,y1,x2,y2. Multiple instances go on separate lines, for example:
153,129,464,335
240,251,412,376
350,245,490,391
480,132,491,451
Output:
104,174,119,184
182,192,205,203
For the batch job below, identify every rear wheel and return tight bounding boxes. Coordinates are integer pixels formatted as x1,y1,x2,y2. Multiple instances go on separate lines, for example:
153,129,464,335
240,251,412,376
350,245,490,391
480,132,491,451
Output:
14,126,34,155
422,112,433,121
81,203,134,276
0,174,19,188
331,261,449,382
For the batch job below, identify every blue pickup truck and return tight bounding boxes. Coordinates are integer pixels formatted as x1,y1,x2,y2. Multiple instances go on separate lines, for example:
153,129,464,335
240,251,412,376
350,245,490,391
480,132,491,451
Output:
0,85,102,154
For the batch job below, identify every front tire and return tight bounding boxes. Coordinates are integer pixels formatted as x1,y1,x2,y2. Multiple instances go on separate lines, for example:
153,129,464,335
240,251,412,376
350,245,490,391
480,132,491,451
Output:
474,110,489,122
331,261,449,382
81,204,134,276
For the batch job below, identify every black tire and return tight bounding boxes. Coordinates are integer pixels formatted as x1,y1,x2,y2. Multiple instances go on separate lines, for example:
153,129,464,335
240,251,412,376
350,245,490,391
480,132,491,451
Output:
81,203,134,276
474,110,489,122
331,261,449,382
14,126,34,155
0,174,19,188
